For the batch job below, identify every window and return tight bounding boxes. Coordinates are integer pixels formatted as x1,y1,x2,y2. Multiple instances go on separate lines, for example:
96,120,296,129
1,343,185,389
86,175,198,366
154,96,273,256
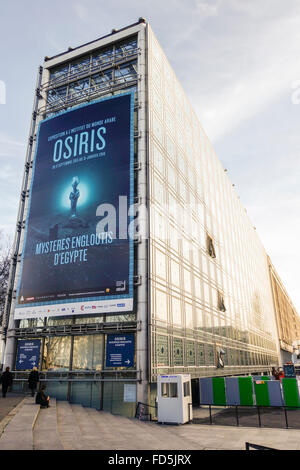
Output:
68,77,90,100
42,336,71,371
206,234,216,258
92,47,114,67
49,64,69,83
72,335,103,371
115,62,137,84
70,55,90,75
218,292,226,312
161,382,178,398
183,382,190,397
115,38,138,60
90,70,113,91
47,85,67,104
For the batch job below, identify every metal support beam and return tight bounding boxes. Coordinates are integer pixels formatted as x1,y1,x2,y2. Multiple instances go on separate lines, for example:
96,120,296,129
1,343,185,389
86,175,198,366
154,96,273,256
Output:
1,66,43,370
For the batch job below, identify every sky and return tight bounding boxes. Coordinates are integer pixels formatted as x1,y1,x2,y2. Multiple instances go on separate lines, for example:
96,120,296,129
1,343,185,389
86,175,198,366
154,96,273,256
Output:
0,0,300,311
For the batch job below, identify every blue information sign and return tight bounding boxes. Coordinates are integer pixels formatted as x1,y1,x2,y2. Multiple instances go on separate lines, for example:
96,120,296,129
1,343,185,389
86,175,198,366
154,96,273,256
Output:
16,339,41,370
283,364,296,378
106,334,134,368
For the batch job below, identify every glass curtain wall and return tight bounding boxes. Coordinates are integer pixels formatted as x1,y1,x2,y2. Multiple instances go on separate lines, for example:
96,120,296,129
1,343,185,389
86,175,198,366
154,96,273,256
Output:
147,25,280,381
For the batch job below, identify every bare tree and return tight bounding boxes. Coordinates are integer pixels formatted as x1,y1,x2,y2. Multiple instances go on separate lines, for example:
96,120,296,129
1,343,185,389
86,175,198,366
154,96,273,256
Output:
0,231,12,326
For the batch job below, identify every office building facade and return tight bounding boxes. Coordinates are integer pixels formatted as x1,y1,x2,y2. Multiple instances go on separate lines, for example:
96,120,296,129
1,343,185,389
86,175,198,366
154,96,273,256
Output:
268,258,300,364
1,19,294,416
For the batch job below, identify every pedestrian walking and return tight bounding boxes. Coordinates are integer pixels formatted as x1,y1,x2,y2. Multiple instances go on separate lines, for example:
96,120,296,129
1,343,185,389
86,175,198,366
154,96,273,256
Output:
28,367,39,397
0,367,13,398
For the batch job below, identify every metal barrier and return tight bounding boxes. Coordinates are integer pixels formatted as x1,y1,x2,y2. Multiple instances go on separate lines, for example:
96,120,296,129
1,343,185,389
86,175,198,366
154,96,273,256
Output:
9,370,141,402
10,370,141,383
245,442,278,451
135,402,157,421
193,403,300,429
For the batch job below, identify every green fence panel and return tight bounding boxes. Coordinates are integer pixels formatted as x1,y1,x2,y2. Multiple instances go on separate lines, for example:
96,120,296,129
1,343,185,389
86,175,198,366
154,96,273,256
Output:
254,381,270,406
261,376,270,381
212,377,226,405
282,378,300,408
238,377,254,405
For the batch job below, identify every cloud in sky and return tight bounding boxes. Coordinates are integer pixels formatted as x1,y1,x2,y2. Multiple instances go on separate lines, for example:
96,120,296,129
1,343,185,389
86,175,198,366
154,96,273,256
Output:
0,134,26,156
74,3,90,24
166,1,300,143
1,0,300,312
0,134,25,234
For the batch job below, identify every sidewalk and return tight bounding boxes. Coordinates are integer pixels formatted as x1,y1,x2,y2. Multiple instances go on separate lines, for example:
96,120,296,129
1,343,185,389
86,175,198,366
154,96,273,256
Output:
0,395,25,422
2,396,300,450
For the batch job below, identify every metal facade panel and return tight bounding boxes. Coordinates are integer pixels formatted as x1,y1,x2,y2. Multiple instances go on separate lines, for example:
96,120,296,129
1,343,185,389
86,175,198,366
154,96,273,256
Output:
212,377,226,405
199,378,213,405
238,377,254,405
254,381,270,406
267,381,284,407
225,377,240,405
282,378,300,407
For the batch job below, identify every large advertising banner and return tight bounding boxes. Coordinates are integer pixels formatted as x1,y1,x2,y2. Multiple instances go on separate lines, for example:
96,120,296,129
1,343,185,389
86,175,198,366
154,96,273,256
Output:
15,92,134,320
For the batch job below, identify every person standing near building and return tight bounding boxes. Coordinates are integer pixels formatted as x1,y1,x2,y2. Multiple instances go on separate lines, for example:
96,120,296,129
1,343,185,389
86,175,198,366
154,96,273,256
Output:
28,367,39,397
0,367,13,397
278,368,285,382
272,367,279,380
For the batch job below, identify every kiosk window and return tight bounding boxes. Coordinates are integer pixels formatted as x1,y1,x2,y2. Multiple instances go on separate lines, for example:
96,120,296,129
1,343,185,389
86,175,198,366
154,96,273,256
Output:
161,382,178,398
183,382,190,397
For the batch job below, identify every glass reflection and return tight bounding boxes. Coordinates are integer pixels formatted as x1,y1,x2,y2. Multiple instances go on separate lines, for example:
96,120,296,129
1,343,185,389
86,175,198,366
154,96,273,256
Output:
72,335,103,371
106,314,136,323
43,336,71,371
19,318,45,328
46,317,73,326
75,316,104,324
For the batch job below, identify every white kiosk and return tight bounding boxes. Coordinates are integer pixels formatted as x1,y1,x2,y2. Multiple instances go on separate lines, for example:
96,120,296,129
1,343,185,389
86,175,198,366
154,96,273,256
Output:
157,374,193,424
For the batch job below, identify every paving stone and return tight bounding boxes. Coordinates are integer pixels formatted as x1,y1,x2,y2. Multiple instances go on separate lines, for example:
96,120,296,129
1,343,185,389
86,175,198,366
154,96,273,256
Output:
33,398,64,450
0,397,40,450
2,397,300,450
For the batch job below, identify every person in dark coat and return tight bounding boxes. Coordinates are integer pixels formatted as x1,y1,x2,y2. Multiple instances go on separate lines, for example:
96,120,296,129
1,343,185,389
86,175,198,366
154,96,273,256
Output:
0,367,13,398
35,385,50,408
28,367,39,397
272,367,279,380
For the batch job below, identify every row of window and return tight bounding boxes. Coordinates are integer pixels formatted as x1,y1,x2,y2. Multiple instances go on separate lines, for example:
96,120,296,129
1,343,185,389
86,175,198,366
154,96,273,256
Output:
47,62,137,107
16,334,134,372
45,37,138,115
18,313,136,329
49,37,138,85
154,335,278,368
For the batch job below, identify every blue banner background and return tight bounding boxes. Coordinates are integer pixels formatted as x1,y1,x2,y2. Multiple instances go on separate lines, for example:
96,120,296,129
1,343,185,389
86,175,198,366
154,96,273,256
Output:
16,93,134,315
106,334,135,368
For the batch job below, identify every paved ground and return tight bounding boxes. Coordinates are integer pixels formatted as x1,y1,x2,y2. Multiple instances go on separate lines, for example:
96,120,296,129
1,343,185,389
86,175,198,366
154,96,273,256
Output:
193,405,300,429
0,394,25,422
1,397,300,450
